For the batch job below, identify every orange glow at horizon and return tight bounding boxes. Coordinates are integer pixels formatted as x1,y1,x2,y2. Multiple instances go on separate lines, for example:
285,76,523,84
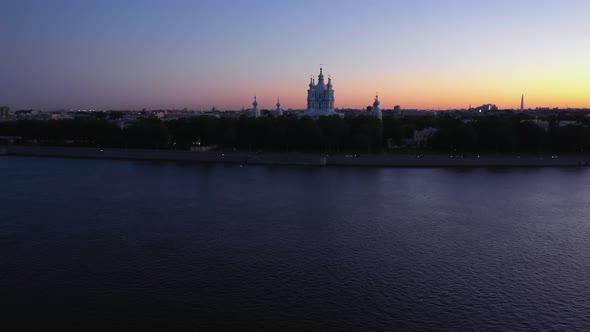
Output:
199,67,590,111
4,1,590,111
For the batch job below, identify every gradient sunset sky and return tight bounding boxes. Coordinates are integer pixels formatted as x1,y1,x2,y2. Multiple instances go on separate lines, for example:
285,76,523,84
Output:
1,0,589,111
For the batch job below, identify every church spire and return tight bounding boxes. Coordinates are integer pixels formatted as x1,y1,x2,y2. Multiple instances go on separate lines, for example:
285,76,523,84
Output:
371,93,382,121
318,67,325,84
249,95,260,118
274,96,283,117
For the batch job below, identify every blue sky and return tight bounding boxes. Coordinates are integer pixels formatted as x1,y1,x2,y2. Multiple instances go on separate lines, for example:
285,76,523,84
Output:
1,0,589,110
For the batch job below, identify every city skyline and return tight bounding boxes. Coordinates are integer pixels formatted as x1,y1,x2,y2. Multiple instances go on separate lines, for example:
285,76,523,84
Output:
1,0,590,111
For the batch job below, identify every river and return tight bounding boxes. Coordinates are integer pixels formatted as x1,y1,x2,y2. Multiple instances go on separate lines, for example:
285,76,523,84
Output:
1,156,590,330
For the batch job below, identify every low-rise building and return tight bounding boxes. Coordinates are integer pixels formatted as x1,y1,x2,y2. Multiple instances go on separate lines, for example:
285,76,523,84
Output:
522,119,550,131
0,106,10,118
558,120,579,127
414,127,439,146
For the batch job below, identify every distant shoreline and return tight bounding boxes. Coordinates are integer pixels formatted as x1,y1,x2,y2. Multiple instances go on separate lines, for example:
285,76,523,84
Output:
2,145,590,168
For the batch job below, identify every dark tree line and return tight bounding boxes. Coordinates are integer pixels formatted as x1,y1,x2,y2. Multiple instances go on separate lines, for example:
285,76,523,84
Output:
167,115,383,152
1,112,590,154
429,114,590,154
0,115,382,152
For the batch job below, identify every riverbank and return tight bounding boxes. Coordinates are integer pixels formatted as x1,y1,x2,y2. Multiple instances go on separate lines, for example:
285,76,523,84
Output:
2,145,590,167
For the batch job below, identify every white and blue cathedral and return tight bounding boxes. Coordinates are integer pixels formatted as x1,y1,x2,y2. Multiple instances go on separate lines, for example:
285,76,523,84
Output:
302,67,338,118
247,67,382,120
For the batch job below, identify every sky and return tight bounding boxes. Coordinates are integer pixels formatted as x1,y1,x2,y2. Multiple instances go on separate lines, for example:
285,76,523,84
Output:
1,0,590,111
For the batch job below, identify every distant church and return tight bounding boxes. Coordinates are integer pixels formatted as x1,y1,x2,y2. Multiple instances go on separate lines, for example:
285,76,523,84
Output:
246,67,384,120
371,94,382,120
248,96,260,118
303,67,338,118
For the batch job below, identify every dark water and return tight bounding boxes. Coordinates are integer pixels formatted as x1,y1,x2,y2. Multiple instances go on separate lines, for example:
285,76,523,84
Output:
1,156,590,331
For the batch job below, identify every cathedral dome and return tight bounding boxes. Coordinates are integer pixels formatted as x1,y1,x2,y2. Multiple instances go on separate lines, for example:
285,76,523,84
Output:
315,83,327,91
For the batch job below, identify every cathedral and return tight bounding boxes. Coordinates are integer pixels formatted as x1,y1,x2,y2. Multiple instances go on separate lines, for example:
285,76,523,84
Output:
245,67,384,120
303,67,339,118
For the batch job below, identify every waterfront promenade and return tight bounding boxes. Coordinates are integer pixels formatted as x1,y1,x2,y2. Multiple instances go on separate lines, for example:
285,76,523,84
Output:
2,145,590,167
